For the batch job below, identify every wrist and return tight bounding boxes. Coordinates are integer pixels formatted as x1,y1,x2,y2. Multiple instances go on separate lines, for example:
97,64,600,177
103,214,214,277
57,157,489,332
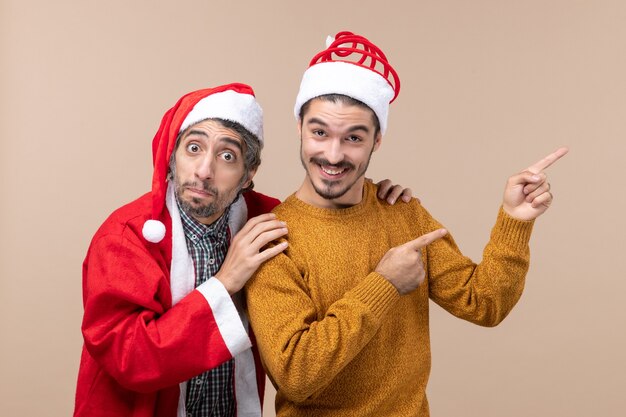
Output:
213,272,235,296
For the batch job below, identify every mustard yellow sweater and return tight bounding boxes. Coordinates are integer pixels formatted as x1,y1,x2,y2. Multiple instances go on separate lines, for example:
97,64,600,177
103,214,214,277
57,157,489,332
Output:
245,181,533,417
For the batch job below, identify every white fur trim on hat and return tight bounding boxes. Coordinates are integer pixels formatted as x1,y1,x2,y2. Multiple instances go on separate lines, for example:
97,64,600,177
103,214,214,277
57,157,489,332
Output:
294,61,395,134
181,90,264,142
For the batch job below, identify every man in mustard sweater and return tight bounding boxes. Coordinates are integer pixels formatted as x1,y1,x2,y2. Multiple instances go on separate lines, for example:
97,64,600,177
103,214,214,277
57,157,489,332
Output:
245,31,568,416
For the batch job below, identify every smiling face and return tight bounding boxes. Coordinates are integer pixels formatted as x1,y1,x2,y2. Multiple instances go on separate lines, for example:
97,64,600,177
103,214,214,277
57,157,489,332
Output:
171,119,254,224
296,97,382,209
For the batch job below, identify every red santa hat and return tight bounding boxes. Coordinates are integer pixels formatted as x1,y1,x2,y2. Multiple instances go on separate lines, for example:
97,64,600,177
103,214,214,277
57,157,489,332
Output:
142,83,263,243
293,31,400,134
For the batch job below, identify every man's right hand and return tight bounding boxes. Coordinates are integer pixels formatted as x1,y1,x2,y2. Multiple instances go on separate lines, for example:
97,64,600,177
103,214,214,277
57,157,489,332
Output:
215,213,288,295
375,229,447,295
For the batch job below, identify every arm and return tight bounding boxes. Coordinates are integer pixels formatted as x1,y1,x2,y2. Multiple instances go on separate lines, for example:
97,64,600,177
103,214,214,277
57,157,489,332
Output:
428,147,568,324
81,232,248,393
426,207,534,326
245,254,399,403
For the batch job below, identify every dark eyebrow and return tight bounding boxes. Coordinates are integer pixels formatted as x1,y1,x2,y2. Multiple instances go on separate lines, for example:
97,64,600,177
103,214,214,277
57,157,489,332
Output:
346,125,371,134
220,137,243,153
184,131,243,152
185,129,209,138
306,117,371,134
306,117,329,127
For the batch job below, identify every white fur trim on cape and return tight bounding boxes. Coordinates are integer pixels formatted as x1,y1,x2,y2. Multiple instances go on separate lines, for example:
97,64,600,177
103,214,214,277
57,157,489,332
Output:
228,194,261,415
167,182,196,417
196,278,252,356
294,61,394,134
233,307,262,416
228,193,248,236
181,90,264,143
177,382,187,417
166,183,196,306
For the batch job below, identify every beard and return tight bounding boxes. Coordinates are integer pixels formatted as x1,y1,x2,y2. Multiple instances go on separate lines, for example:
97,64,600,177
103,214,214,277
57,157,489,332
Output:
174,177,242,221
300,143,374,201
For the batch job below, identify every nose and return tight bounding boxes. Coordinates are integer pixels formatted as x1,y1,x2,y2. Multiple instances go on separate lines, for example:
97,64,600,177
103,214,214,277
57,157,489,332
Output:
324,137,344,165
195,154,214,180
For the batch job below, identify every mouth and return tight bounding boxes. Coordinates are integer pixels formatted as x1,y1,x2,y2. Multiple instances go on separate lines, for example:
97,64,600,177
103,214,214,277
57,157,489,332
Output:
320,165,348,176
311,157,353,180
185,186,215,198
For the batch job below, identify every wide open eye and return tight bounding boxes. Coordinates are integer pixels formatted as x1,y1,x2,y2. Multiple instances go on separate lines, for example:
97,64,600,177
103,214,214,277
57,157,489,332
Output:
220,151,235,162
186,143,201,153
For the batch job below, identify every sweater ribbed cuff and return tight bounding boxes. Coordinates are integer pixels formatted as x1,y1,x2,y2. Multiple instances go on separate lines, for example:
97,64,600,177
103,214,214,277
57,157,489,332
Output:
349,272,400,320
491,206,535,251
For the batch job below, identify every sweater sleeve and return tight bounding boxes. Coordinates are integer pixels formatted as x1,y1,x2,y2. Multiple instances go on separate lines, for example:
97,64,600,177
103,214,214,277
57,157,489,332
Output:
426,206,534,326
245,252,400,403
81,230,250,393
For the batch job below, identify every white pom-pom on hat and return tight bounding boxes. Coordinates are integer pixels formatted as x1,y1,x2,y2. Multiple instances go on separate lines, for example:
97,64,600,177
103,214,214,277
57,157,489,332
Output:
142,219,166,243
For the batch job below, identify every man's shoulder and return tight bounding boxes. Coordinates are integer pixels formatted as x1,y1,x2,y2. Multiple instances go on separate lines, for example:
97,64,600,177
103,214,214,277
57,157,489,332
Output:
270,194,302,218
85,192,171,270
243,190,281,218
93,192,152,239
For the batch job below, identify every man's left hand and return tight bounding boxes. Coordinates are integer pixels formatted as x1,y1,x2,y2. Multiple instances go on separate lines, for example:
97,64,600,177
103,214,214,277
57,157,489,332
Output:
502,147,569,221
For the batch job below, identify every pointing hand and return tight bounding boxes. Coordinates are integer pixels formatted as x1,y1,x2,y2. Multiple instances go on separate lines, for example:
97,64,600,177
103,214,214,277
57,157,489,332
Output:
502,147,568,221
375,228,447,295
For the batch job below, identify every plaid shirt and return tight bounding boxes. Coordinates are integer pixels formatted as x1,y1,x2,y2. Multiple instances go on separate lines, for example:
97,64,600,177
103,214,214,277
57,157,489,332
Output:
178,200,235,417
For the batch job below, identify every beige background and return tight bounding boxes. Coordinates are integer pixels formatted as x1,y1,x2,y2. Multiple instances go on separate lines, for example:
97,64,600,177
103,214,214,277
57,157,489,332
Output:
1,0,625,415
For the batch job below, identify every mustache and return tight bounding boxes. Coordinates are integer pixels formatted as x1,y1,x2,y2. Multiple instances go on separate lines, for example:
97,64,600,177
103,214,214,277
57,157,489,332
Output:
182,181,218,195
310,157,355,171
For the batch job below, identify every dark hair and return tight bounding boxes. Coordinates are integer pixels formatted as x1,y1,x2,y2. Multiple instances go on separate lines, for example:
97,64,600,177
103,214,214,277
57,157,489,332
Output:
298,94,381,136
168,118,262,191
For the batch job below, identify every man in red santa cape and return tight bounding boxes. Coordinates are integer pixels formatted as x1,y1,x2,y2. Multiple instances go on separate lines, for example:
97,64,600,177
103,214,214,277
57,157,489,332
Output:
74,83,411,417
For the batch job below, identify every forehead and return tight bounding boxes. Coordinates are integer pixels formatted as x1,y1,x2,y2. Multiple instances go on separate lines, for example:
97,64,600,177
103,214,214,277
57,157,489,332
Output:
304,98,377,130
181,119,243,142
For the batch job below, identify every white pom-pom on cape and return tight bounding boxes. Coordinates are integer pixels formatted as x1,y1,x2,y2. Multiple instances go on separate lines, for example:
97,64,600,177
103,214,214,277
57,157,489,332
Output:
142,219,166,243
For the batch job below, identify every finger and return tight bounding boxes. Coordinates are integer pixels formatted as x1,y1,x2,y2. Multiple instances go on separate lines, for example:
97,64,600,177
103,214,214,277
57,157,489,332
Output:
531,191,553,209
522,173,547,194
400,188,414,203
250,226,289,248
235,218,286,245
404,228,447,250
527,147,569,174
376,179,393,199
386,185,404,204
247,220,287,244
256,241,289,263
238,213,277,234
525,182,550,203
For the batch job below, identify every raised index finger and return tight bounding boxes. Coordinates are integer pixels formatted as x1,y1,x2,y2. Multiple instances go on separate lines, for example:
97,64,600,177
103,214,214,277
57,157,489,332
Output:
527,147,569,174
404,228,447,251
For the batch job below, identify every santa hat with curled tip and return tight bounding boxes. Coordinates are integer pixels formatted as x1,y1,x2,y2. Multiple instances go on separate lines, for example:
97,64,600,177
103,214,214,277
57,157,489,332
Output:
142,83,264,243
293,31,400,134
